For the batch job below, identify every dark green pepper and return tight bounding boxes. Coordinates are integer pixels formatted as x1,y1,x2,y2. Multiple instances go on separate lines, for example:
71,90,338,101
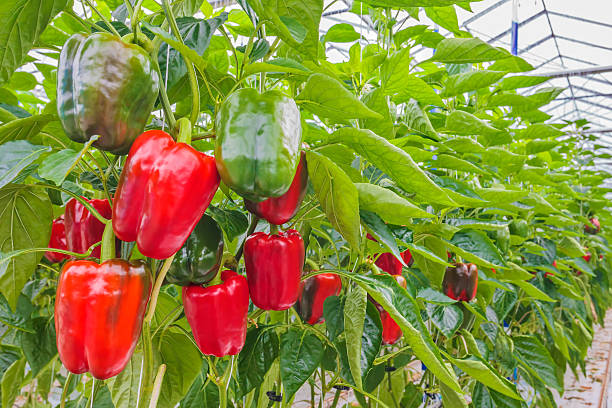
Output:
215,88,302,201
508,219,528,238
166,214,224,286
57,32,160,155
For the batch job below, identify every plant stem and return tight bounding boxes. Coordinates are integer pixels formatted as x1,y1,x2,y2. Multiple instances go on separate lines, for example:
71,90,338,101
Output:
235,216,259,261
152,58,177,130
330,389,341,408
100,222,116,262
60,373,72,408
148,364,166,408
83,0,122,37
161,0,199,126
144,255,176,323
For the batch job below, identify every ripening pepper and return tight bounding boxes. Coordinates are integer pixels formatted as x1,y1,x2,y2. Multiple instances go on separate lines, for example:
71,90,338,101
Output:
55,259,152,379
45,216,69,263
295,273,342,325
64,197,113,259
442,263,478,302
508,219,528,238
112,130,220,259
244,229,304,310
182,270,249,357
585,217,601,234
57,33,159,155
244,152,308,225
166,214,224,286
215,88,302,201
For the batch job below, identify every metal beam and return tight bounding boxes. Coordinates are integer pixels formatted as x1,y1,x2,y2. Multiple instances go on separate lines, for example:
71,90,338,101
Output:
556,93,612,101
486,10,546,44
547,10,612,30
555,35,612,53
461,0,511,27
530,65,612,79
518,34,553,54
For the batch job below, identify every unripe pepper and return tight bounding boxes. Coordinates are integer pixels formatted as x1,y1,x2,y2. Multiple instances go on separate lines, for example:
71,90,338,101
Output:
166,214,223,286
244,152,308,225
45,216,69,263
57,33,159,155
112,129,220,259
215,88,302,201
64,197,113,259
295,273,342,325
442,263,478,302
55,259,151,379
244,229,304,310
509,219,528,238
182,270,249,357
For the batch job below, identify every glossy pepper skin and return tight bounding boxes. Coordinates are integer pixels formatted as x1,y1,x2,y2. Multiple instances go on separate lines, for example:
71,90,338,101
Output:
244,152,308,225
182,270,249,357
215,88,302,201
45,216,69,263
295,273,342,325
366,234,412,275
166,214,224,286
64,198,113,259
442,263,478,302
585,217,601,234
57,33,159,155
112,130,220,259
55,259,152,380
244,229,304,310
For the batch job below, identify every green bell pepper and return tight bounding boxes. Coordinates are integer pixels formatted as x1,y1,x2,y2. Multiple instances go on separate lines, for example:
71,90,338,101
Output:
214,88,302,201
166,214,224,286
509,219,529,238
56,32,160,155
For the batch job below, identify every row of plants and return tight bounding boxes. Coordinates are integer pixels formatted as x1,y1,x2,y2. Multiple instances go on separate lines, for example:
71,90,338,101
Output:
0,0,610,407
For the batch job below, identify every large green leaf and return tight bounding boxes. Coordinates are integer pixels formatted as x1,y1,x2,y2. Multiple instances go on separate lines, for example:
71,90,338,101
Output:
446,355,522,399
296,73,382,122
329,128,456,206
514,335,563,392
403,99,439,140
449,229,506,268
237,325,279,396
0,184,52,309
19,316,56,377
0,140,50,189
280,327,324,401
306,151,361,249
108,350,143,408
442,70,506,97
248,0,322,59
429,38,510,63
444,110,503,139
360,88,394,140
344,285,367,389
1,357,25,408
0,0,70,85
0,114,56,144
355,182,432,224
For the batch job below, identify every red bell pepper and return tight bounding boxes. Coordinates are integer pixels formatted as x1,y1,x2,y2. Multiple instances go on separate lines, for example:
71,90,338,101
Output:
366,234,411,275
55,259,151,379
244,152,308,225
371,275,406,345
112,130,220,259
442,263,478,302
182,270,249,357
585,217,601,234
295,272,342,325
45,216,69,263
244,229,304,310
64,197,113,259
583,253,591,262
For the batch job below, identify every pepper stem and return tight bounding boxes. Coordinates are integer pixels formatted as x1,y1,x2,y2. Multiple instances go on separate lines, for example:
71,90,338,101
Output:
208,268,224,286
148,364,166,408
100,222,115,262
269,223,279,235
176,117,192,145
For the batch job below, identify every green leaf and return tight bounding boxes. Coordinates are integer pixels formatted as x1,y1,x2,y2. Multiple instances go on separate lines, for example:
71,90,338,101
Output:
238,325,279,396
424,6,459,34
329,128,455,206
360,88,394,140
344,285,367,389
207,205,248,241
280,327,324,401
518,123,564,140
417,288,456,305
0,114,56,144
8,72,37,91
403,99,439,140
19,316,56,376
1,357,25,408
325,23,360,43
447,355,522,399
498,75,549,90
0,184,52,309
296,73,382,122
38,135,98,186
513,280,555,302
444,137,485,153
429,38,510,63
0,140,50,189
514,335,563,392
248,0,322,59
488,55,534,72
157,328,202,408
323,296,344,341
0,0,70,85
108,350,143,408
427,303,462,337
355,182,432,224
431,154,488,175
444,110,503,139
306,150,361,249
442,70,506,97
361,210,404,266
449,229,506,268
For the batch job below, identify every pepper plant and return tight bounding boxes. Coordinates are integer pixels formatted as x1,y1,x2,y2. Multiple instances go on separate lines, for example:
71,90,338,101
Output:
0,0,610,407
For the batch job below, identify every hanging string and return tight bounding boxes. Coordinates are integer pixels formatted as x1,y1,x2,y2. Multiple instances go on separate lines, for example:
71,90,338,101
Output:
162,43,170,131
